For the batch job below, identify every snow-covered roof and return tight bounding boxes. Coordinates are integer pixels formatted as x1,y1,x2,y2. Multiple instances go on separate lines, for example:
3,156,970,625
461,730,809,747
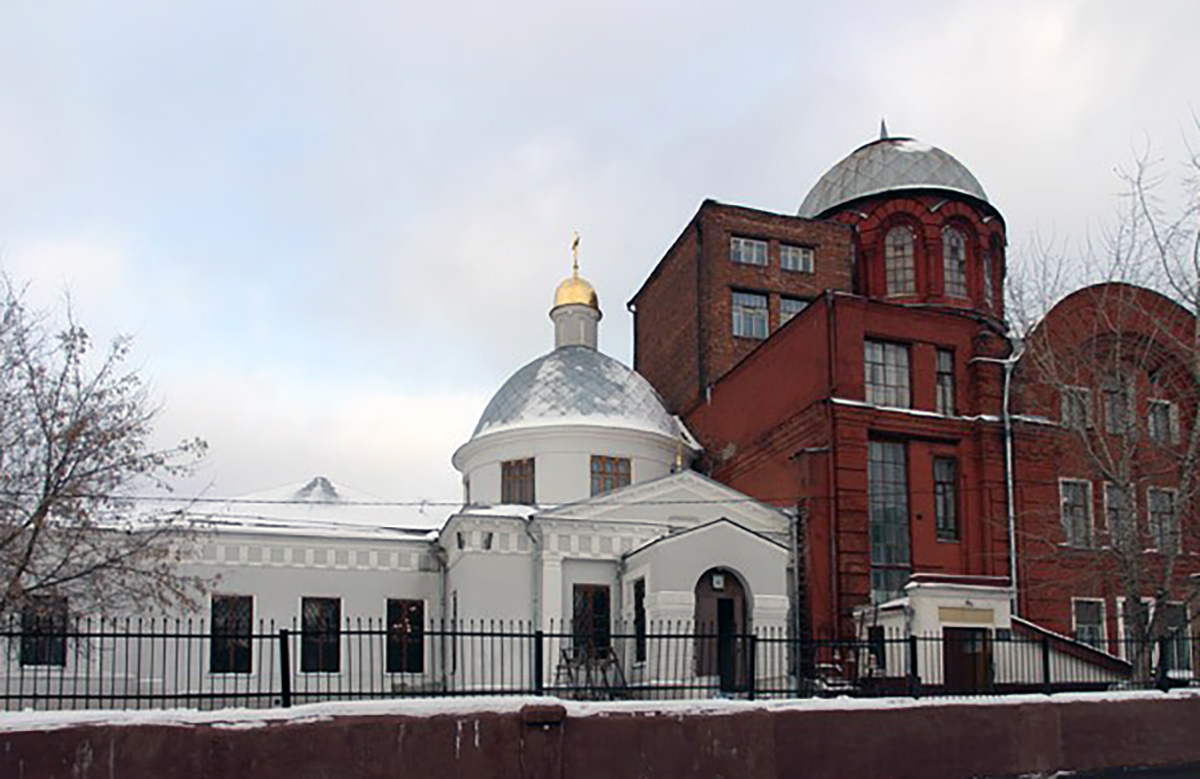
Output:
469,345,679,441
188,476,448,538
798,137,989,218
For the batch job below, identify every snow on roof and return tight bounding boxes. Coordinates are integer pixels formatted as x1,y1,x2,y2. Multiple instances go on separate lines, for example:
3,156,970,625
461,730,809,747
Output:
798,136,989,218
470,345,679,441
188,476,449,539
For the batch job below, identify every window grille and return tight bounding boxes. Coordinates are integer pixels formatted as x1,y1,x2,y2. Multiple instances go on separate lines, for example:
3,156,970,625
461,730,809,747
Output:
211,595,253,673
301,597,341,673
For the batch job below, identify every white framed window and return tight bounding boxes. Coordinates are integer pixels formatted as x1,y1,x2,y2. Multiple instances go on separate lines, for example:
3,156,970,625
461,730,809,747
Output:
730,236,768,266
1071,598,1106,650
1147,488,1178,553
779,297,810,326
935,349,955,415
1061,386,1092,430
1104,482,1133,537
731,291,768,338
942,227,968,298
781,244,814,273
1147,399,1179,444
868,440,911,604
864,340,911,408
884,226,915,296
1060,479,1093,547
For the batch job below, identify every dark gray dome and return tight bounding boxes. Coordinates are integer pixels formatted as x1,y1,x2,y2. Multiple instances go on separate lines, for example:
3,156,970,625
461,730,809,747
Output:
472,346,678,439
799,137,988,218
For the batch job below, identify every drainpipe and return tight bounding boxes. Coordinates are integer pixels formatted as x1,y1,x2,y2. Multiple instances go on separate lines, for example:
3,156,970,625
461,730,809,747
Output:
972,335,1025,614
523,516,543,631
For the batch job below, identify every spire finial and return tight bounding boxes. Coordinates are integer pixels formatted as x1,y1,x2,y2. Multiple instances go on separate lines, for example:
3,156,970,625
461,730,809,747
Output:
880,117,889,140
571,231,580,279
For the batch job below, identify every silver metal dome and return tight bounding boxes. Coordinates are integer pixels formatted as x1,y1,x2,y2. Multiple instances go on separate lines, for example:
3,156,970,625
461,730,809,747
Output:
471,346,679,439
798,137,988,218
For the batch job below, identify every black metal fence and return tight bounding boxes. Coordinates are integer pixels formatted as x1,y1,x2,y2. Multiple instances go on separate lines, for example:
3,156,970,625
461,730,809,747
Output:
1,618,1195,712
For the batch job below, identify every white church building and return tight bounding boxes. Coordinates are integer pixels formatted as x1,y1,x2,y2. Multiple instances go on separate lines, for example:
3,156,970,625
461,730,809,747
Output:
173,262,797,697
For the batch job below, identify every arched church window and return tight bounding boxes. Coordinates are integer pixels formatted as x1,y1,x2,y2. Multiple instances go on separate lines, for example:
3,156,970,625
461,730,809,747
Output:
943,227,967,298
982,246,995,310
884,226,915,296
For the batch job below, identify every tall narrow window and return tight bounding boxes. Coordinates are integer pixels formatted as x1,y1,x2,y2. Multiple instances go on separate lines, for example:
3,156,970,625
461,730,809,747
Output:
20,597,67,667
1072,599,1105,650
386,599,425,673
211,594,253,673
935,349,955,415
1061,386,1092,430
730,236,767,266
572,584,611,660
590,455,631,496
1060,480,1093,547
982,248,995,310
1105,483,1133,537
633,578,647,663
884,226,915,296
731,291,768,339
780,244,814,273
868,441,911,603
1147,400,1178,444
1147,488,1178,552
864,340,911,408
779,297,809,326
301,597,341,673
501,458,535,504
1161,603,1192,674
942,227,967,298
1103,377,1132,435
933,457,959,541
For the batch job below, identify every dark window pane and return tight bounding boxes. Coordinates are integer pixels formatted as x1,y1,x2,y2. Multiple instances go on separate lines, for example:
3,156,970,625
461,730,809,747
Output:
211,595,253,673
386,599,425,673
20,597,67,667
301,597,341,672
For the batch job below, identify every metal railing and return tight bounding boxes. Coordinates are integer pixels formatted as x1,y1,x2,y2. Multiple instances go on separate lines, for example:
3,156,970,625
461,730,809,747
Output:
1,618,1194,712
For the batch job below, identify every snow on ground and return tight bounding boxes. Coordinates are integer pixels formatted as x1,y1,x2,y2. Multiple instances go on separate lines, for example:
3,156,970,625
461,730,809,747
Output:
1,689,1197,733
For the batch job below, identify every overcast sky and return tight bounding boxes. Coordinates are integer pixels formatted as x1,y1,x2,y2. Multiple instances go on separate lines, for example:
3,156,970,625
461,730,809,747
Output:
1,0,1197,506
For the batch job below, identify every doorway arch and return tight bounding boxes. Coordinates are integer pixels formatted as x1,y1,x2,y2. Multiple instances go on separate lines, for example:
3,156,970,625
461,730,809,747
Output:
694,567,748,692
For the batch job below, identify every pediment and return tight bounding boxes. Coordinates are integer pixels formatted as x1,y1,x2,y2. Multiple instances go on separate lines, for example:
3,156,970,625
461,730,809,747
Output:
535,470,789,536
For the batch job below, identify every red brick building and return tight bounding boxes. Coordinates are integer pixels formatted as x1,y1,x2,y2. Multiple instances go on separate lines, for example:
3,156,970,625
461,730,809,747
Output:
631,132,1199,657
632,134,1017,641
1011,282,1199,662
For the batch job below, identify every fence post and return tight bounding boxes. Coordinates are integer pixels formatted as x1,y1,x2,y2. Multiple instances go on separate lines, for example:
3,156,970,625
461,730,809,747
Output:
1041,634,1052,695
1156,636,1170,692
907,636,921,698
534,630,545,696
747,635,757,701
279,628,292,708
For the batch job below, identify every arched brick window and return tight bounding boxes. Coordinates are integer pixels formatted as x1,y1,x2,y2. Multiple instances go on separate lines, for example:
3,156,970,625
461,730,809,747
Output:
884,226,915,296
943,227,967,298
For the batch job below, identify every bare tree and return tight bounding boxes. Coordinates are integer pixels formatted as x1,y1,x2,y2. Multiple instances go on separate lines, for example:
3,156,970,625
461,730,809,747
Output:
1010,131,1200,680
0,279,207,619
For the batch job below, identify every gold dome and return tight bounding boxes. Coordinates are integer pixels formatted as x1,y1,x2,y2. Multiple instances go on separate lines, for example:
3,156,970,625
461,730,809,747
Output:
554,274,599,310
